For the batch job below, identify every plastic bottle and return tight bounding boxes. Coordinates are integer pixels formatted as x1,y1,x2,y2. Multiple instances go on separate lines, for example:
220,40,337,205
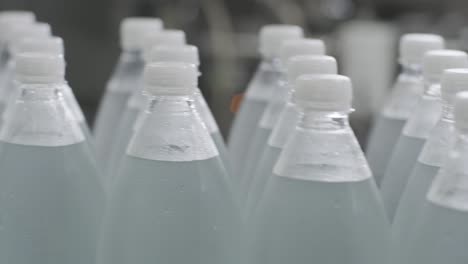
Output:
104,30,187,184
396,91,468,264
3,37,93,144
245,74,390,264
228,25,303,185
366,34,444,186
99,62,240,264
239,38,326,196
392,68,468,259
0,53,104,264
0,22,51,115
381,49,468,220
93,17,163,168
243,55,337,216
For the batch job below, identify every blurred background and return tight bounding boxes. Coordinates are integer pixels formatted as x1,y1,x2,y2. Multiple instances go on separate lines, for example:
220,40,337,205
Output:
1,0,468,144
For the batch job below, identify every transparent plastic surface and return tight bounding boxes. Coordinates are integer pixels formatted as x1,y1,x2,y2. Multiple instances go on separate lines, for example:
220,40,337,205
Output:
228,59,282,182
239,127,271,199
0,142,104,264
398,200,468,264
0,85,85,146
246,176,389,264
93,51,144,166
366,116,406,185
100,94,240,264
243,109,390,262
274,113,372,183
380,135,426,220
428,133,468,211
244,145,282,218
3,82,92,145
381,91,451,220
401,83,442,138
105,89,229,185
240,76,288,195
100,157,240,264
391,161,440,261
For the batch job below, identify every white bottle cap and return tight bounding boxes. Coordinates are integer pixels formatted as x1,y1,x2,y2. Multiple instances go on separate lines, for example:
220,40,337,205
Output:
120,17,163,51
441,68,468,103
17,36,64,56
280,39,326,65
287,55,338,83
259,24,303,58
144,62,198,96
148,45,199,66
294,74,352,111
15,53,65,84
423,50,468,83
454,91,468,132
8,23,52,53
0,11,35,23
399,34,444,65
143,30,187,60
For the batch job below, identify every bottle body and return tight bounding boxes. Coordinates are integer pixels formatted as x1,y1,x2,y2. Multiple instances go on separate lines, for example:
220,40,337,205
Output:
93,50,145,167
0,84,104,264
100,95,240,264
366,66,423,185
239,74,288,198
381,85,442,220
228,59,282,183
245,111,390,264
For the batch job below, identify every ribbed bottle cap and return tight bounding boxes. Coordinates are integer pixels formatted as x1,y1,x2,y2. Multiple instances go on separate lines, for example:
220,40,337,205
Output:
294,74,352,111
280,39,326,65
454,91,468,131
441,68,468,102
0,11,35,23
259,24,304,58
287,55,338,83
144,62,198,96
17,36,64,56
143,30,187,60
423,50,468,83
120,17,163,51
8,23,52,53
399,34,444,65
148,45,199,66
15,53,65,84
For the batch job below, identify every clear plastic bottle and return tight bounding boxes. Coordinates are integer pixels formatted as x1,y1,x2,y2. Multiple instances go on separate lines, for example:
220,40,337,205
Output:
228,25,303,185
366,34,444,186
99,62,240,264
243,55,337,217
392,68,468,259
245,74,390,264
0,53,104,264
396,91,468,264
0,22,51,116
93,17,163,168
104,30,187,185
3,37,93,144
381,49,468,220
239,38,326,197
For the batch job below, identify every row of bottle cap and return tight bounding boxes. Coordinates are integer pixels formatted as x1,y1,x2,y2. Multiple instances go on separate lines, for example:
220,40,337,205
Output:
6,12,468,129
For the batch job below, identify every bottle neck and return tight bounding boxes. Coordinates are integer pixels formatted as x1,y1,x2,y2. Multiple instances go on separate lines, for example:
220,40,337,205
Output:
127,94,219,162
18,83,64,101
145,95,194,115
298,109,350,131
